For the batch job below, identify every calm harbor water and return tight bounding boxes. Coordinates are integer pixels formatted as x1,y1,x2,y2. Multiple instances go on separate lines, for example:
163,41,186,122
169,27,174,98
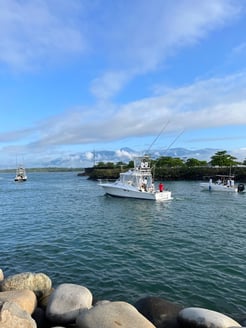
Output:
0,172,245,320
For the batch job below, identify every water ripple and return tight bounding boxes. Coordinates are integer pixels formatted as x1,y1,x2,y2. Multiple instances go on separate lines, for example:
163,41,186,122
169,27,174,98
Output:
0,175,245,320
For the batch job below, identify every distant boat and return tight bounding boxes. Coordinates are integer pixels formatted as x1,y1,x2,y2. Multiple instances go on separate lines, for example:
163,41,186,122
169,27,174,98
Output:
99,155,172,201
14,166,27,182
200,175,245,193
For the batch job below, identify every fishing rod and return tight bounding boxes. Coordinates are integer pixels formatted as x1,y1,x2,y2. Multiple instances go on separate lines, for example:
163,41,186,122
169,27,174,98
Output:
163,129,185,153
151,128,184,181
145,120,170,154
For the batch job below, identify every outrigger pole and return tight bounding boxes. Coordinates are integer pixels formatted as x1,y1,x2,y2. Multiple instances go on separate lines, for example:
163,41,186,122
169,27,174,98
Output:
163,129,185,153
145,121,170,154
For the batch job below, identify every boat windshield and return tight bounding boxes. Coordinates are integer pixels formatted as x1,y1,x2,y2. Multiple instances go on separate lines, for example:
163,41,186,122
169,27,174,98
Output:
120,171,139,186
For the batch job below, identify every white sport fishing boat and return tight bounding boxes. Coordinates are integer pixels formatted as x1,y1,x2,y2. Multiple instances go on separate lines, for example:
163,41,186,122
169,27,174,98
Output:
14,166,27,182
99,155,172,200
200,175,245,192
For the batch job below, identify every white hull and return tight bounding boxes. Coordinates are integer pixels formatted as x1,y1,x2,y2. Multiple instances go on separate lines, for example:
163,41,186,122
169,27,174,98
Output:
99,156,172,201
14,176,27,182
100,183,172,201
200,182,237,192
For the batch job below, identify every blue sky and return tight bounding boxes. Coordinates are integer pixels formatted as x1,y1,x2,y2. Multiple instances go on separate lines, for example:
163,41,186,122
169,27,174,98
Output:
1,0,246,167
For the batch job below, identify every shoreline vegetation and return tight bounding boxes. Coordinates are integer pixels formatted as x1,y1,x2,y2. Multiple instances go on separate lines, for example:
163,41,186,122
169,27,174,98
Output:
0,167,83,173
82,165,246,181
2,166,246,182
1,151,246,181
83,150,246,181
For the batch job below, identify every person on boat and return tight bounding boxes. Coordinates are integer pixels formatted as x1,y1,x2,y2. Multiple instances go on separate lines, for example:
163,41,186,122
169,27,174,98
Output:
216,178,221,184
159,182,164,192
227,179,232,187
143,178,148,191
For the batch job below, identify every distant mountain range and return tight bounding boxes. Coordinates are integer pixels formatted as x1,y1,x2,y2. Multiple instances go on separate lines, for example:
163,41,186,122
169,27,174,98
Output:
44,147,221,168
4,147,244,169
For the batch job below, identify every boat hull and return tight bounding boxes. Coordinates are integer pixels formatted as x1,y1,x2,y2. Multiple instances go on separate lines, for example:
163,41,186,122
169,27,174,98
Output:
200,182,237,192
100,183,172,200
14,177,27,182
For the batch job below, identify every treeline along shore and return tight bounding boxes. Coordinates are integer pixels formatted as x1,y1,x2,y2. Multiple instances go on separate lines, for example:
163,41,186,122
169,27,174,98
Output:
2,165,246,182
82,165,246,182
81,151,246,181
2,151,246,182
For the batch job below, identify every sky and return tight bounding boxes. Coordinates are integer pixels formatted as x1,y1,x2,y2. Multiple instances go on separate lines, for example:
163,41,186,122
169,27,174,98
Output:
1,0,246,168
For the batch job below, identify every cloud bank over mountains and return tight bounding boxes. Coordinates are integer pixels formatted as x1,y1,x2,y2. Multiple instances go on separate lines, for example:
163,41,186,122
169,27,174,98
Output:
5,147,246,169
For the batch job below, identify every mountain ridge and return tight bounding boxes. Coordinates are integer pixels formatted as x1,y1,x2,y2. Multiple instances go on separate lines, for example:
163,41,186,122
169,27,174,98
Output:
42,147,220,168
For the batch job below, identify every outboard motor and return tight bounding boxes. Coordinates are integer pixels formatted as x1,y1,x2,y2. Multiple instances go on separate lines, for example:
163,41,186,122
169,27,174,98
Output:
237,183,245,193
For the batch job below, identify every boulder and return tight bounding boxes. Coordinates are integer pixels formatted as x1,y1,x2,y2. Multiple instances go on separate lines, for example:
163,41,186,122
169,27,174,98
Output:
0,272,52,298
0,300,37,328
46,283,93,325
178,307,241,328
76,301,156,328
0,289,37,314
134,296,183,328
38,287,54,308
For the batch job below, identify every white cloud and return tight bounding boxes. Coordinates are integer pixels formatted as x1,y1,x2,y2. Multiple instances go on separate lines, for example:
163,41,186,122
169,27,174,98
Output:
1,71,246,152
88,0,243,100
0,0,86,71
1,0,241,91
90,71,130,100
85,152,94,161
0,0,246,165
115,149,133,160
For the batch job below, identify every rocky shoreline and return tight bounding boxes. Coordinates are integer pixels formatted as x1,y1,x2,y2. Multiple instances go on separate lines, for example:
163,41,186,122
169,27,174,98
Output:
0,268,245,328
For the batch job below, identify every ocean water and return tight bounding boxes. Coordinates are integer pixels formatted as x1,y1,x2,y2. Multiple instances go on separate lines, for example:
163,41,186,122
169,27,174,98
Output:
0,172,245,321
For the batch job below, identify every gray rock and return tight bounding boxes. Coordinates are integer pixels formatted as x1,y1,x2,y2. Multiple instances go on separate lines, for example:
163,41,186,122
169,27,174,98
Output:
0,272,52,298
46,283,93,325
134,296,183,328
178,307,241,328
76,301,156,328
0,300,37,328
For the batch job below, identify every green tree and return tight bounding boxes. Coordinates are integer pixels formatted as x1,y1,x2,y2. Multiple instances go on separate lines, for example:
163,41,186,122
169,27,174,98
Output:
116,161,126,167
155,156,184,167
128,160,134,168
209,151,238,167
95,161,106,167
105,162,115,168
186,158,207,167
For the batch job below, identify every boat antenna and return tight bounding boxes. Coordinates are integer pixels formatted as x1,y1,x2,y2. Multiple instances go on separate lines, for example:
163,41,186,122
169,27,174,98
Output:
145,121,170,155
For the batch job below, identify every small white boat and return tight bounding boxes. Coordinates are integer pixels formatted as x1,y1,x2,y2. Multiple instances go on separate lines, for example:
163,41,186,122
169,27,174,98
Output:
200,175,245,192
14,166,27,182
99,155,172,201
